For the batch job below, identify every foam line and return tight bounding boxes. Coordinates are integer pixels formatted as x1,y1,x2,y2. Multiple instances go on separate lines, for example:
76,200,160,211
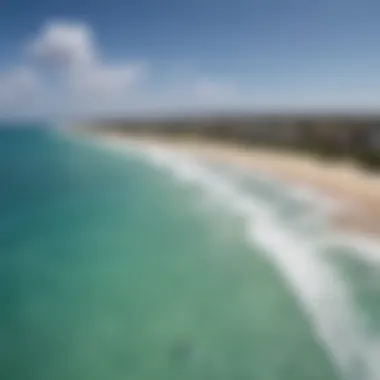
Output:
133,144,380,380
90,138,380,380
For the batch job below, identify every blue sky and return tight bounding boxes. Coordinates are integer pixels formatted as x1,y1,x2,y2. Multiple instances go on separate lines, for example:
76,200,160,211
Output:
0,0,379,118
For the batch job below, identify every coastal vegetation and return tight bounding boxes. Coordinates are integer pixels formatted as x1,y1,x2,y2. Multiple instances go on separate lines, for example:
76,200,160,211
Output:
84,114,380,170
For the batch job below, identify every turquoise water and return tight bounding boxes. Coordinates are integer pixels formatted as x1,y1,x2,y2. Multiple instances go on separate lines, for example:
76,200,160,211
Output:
0,128,379,380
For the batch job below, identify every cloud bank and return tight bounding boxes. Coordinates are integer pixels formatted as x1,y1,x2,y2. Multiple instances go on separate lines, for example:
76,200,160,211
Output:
0,20,237,118
1,19,379,119
30,22,95,68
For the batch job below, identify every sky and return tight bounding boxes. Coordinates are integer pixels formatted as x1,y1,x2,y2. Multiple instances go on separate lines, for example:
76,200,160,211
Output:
0,0,379,119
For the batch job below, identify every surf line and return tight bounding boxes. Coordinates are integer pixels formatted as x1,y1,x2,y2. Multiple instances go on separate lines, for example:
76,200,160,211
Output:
131,144,380,380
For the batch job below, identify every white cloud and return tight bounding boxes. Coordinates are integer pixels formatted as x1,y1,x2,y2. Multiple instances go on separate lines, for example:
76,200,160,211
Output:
0,66,41,109
30,21,95,68
0,20,242,118
28,20,146,107
68,63,144,98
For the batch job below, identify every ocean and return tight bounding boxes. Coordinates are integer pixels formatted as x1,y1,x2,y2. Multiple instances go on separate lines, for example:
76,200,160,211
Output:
0,126,379,380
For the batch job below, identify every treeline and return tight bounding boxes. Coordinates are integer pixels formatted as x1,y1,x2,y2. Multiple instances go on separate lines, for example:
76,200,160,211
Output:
88,114,380,169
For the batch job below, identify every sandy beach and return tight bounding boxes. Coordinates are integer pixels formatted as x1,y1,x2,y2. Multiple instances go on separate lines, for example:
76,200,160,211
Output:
102,133,380,238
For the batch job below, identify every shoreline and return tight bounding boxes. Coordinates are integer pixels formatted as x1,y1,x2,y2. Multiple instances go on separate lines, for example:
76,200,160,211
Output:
99,133,380,239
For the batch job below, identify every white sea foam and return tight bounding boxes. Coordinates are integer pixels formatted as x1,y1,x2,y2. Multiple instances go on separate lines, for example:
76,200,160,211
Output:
92,138,380,379
124,143,380,380
327,233,380,267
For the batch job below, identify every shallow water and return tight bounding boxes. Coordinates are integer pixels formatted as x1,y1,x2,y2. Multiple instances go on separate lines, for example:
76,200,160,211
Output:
0,128,379,379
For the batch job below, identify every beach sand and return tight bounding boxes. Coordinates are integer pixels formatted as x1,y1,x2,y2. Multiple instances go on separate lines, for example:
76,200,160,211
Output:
101,133,380,238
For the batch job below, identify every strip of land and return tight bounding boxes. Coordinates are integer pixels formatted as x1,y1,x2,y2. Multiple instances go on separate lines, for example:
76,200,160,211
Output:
100,132,380,238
